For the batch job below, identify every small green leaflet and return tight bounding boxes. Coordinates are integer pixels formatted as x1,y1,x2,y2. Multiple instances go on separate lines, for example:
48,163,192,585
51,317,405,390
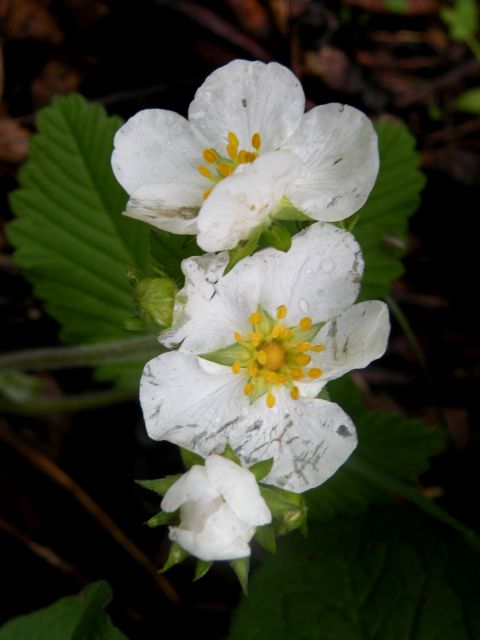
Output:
0,581,126,640
7,94,151,388
229,508,480,640
354,119,425,300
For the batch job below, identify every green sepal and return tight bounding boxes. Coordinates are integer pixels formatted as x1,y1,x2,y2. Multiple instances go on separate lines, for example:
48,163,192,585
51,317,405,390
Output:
194,559,214,581
317,387,331,401
255,523,277,553
271,197,311,222
229,556,250,595
0,371,44,403
124,315,146,331
248,458,274,482
180,448,204,469
133,275,177,329
222,444,241,465
288,322,323,344
225,227,263,273
260,223,292,252
249,376,267,405
260,486,308,535
200,342,251,366
255,306,275,336
135,475,182,497
146,510,178,528
159,542,189,573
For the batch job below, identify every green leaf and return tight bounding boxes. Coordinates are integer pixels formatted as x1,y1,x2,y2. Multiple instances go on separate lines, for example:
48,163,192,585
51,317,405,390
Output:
7,94,151,389
248,458,274,482
180,448,204,469
135,475,182,497
260,487,308,534
0,581,126,639
149,229,201,284
354,120,426,300
441,0,478,41
259,223,292,252
160,542,189,573
225,227,263,273
229,557,250,595
254,523,277,554
146,510,178,528
454,87,480,114
0,371,44,403
306,377,445,522
383,0,408,12
194,559,213,581
229,507,480,640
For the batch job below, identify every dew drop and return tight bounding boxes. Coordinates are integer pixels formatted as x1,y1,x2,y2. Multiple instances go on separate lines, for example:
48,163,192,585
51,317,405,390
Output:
214,416,221,425
305,268,313,275
299,299,309,313
321,258,334,273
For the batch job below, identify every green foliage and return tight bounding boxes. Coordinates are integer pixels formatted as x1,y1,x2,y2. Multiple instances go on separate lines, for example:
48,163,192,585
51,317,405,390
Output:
454,87,480,113
135,475,181,496
441,0,479,42
7,94,151,388
160,542,189,573
354,120,425,300
0,581,126,640
306,377,445,521
229,557,250,595
248,458,274,482
180,447,204,469
149,229,201,284
229,508,480,640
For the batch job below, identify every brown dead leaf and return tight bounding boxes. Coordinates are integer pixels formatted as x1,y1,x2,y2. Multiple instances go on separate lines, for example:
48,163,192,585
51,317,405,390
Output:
224,0,271,38
61,0,109,31
31,59,81,108
304,46,363,93
343,0,440,16
0,117,30,164
0,0,63,43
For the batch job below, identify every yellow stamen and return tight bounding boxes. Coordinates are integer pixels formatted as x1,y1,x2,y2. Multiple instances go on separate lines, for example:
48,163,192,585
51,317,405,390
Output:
198,165,212,179
277,373,287,384
252,132,261,150
228,132,239,147
282,328,292,339
232,360,241,374
244,383,254,396
218,163,231,177
245,151,256,162
290,386,300,400
248,363,259,377
291,368,303,380
276,305,287,319
263,370,277,383
203,148,217,164
251,331,262,346
203,188,212,200
234,331,243,343
266,392,276,408
299,317,313,330
271,324,283,338
308,368,323,379
257,350,267,365
295,342,312,352
262,342,286,371
249,312,262,325
312,344,326,352
295,353,311,367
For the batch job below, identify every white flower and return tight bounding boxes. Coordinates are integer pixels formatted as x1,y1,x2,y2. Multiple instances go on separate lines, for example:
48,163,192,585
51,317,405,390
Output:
112,60,379,251
161,454,271,561
140,223,390,493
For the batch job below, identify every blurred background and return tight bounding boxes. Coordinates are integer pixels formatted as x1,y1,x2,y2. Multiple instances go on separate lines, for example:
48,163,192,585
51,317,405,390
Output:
0,1,479,638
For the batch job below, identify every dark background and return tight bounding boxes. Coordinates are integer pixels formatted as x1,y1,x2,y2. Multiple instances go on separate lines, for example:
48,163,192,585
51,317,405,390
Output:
1,1,479,637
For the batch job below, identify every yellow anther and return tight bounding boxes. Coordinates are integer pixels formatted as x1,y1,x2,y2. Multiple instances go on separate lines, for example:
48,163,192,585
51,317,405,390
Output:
295,342,312,352
226,144,238,160
263,370,277,383
252,132,261,150
276,305,287,319
257,350,267,365
244,383,254,396
290,386,300,400
271,324,283,338
282,328,292,339
234,331,243,343
203,148,217,164
218,163,231,177
246,151,257,162
312,344,326,353
251,331,262,346
249,312,262,325
203,188,212,200
262,342,286,371
308,368,323,379
228,132,239,147
299,316,313,330
277,373,287,384
238,150,248,163
266,392,276,408
295,353,312,367
291,368,303,380
197,165,213,179
248,363,259,377
232,360,241,374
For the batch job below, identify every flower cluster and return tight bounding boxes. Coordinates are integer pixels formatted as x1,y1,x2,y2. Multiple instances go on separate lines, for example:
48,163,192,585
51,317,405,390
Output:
113,60,390,574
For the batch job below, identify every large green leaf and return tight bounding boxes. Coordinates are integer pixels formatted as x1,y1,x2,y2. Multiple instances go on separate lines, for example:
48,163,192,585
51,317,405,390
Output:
306,378,445,521
354,120,425,300
229,508,480,640
7,94,151,387
0,581,127,639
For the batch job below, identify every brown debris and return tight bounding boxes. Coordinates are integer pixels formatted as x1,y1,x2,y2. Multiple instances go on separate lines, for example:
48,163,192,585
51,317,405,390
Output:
343,0,440,16
0,0,63,43
31,60,82,108
0,116,30,164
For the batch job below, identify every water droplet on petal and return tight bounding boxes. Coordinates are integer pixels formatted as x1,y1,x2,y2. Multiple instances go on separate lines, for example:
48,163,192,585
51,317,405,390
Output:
321,258,334,273
299,299,309,313
214,416,221,425
305,268,313,275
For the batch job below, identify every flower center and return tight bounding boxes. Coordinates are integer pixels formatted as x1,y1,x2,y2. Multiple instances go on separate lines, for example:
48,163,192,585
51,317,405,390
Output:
230,305,325,409
197,131,262,200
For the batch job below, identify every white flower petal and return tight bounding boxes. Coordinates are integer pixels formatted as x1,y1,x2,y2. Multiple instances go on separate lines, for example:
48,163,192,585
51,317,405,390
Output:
170,503,253,561
124,189,199,235
112,109,206,206
197,151,302,252
188,60,305,152
230,390,357,492
140,351,247,450
161,466,218,513
179,496,224,531
285,104,379,221
314,301,390,381
205,455,271,526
